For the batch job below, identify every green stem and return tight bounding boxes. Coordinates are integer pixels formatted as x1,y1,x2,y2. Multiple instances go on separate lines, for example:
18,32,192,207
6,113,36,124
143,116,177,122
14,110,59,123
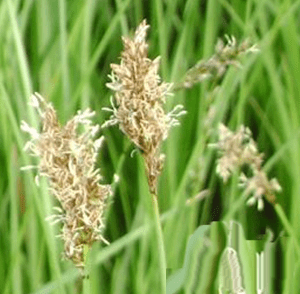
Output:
223,192,248,221
82,245,91,294
151,193,166,294
274,203,300,257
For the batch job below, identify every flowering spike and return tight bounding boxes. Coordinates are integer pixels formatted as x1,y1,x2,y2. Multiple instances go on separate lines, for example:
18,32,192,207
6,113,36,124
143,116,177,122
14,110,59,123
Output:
213,124,281,209
104,20,185,194
21,93,112,268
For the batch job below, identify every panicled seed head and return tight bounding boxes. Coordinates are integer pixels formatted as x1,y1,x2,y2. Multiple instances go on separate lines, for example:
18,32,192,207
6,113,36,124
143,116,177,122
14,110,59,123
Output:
181,36,259,89
104,20,185,194
213,124,263,182
21,93,112,268
212,124,281,209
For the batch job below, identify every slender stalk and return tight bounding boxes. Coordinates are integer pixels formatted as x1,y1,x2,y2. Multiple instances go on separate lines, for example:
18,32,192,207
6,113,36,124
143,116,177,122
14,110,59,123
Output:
223,192,249,221
58,0,70,116
274,203,300,257
224,196,300,259
151,193,166,294
82,245,91,294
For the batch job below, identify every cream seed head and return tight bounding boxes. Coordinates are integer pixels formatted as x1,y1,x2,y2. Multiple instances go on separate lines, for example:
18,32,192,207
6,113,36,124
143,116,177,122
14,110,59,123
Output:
104,20,185,194
212,124,281,209
22,93,112,268
213,124,262,182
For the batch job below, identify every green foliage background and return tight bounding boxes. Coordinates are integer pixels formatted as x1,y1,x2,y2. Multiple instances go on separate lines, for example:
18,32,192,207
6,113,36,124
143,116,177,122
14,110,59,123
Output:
1,0,300,293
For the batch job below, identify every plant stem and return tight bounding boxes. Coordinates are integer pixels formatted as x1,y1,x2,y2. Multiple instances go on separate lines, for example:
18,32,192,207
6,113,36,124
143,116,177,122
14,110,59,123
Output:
82,245,91,294
151,193,166,294
274,203,300,257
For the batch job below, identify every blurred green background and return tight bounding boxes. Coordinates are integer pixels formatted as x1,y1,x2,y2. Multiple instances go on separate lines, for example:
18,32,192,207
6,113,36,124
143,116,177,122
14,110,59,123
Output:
1,0,300,293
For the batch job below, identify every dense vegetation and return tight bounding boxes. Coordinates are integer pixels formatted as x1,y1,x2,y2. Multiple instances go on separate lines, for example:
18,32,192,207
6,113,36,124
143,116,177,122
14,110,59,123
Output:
1,0,300,293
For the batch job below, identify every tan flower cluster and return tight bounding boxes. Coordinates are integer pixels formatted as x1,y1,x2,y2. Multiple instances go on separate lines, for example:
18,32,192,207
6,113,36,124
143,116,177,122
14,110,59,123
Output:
21,93,112,268
104,20,185,194
180,36,259,89
212,124,281,210
212,124,263,182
